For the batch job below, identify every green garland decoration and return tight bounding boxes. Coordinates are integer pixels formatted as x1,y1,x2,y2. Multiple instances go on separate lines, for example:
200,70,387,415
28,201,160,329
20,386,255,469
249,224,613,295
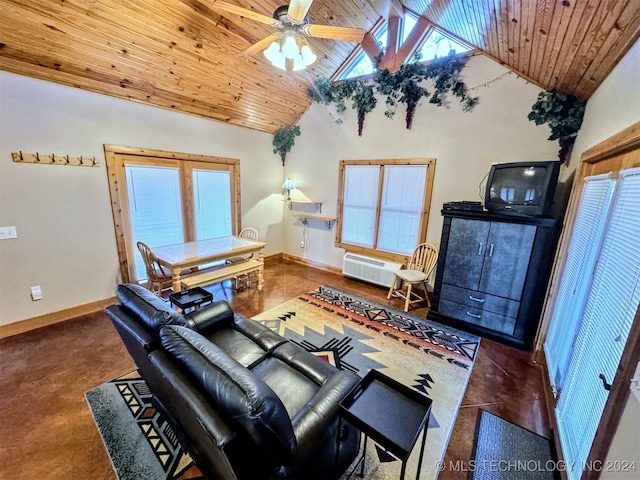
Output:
308,51,479,134
272,125,300,166
527,90,586,164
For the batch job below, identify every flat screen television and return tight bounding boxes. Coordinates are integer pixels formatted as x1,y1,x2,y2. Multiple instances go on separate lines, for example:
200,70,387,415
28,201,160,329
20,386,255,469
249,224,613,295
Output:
484,161,560,216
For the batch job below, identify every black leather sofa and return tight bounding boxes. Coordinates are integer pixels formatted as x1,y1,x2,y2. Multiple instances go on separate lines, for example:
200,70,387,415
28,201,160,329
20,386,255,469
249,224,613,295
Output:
105,284,361,479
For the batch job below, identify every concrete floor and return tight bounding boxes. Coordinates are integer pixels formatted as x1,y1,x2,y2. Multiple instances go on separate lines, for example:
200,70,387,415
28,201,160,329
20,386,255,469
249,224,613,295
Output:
0,258,550,480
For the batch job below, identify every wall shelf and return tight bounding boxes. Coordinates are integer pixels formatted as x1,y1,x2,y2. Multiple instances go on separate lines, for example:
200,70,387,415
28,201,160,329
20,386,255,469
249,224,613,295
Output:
283,198,335,228
293,213,336,229
284,199,323,213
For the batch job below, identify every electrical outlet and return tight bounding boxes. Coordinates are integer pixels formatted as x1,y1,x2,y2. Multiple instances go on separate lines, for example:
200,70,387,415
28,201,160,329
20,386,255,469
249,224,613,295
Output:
30,285,43,301
299,241,305,249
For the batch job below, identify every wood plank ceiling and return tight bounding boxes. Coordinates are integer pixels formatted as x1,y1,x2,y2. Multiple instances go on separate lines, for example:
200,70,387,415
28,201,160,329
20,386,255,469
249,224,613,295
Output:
1,0,638,134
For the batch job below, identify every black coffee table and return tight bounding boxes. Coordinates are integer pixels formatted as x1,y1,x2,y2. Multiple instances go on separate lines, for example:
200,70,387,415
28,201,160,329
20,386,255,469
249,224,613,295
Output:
339,369,432,480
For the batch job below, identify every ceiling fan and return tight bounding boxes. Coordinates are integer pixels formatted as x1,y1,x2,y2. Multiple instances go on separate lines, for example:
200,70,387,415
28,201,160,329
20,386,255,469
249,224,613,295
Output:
210,0,365,71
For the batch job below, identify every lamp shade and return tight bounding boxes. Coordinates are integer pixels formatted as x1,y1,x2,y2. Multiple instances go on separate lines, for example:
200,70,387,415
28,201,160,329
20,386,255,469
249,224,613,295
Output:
281,178,296,190
263,34,316,71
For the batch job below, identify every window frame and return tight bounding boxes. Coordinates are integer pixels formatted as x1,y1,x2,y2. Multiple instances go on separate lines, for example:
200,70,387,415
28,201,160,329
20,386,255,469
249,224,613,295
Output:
336,158,436,263
104,145,241,284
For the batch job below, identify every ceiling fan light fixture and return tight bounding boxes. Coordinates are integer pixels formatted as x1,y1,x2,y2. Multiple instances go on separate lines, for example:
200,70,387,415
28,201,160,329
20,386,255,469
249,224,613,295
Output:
282,34,299,58
263,33,316,71
300,44,316,64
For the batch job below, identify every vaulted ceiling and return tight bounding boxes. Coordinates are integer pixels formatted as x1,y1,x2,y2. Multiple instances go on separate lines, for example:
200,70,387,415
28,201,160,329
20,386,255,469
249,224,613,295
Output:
1,0,638,134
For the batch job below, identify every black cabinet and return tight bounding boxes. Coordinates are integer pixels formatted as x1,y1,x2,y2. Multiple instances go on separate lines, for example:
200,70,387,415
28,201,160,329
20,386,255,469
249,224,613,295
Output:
428,210,558,349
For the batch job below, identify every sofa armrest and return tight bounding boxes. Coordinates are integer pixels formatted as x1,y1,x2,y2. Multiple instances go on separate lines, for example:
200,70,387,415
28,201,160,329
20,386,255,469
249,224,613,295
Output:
105,305,159,351
183,300,234,333
290,370,360,446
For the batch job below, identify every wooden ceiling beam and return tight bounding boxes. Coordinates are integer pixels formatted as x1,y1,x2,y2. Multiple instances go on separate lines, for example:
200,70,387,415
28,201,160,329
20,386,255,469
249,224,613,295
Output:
361,31,384,63
395,15,433,67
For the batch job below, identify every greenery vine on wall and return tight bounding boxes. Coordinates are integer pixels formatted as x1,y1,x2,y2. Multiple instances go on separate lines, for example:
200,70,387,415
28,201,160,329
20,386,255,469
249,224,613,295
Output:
527,90,586,164
273,58,586,165
272,125,300,166
308,51,479,135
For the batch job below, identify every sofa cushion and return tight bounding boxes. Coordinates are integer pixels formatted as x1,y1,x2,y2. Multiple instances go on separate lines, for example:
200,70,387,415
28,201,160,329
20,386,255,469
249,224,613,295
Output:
116,284,185,332
160,325,297,465
183,300,234,333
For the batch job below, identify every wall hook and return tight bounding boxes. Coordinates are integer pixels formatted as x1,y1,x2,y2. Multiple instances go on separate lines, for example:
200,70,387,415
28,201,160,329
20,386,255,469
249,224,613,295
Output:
11,151,98,167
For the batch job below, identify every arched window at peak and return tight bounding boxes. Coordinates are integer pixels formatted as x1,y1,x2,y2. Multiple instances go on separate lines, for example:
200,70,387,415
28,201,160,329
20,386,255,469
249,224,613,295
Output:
340,25,387,80
410,27,472,63
337,12,472,81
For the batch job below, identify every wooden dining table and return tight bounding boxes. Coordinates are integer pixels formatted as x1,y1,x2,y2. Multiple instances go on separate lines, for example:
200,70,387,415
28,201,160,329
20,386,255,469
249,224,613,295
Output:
151,235,266,292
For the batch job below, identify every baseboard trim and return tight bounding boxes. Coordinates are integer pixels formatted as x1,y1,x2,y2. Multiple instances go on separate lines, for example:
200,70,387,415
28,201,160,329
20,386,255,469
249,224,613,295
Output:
0,297,117,339
1,254,339,338
282,253,342,275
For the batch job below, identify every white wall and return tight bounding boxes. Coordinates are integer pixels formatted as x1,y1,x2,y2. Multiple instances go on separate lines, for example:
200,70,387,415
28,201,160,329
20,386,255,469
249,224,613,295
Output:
282,54,559,267
0,72,283,325
564,38,640,177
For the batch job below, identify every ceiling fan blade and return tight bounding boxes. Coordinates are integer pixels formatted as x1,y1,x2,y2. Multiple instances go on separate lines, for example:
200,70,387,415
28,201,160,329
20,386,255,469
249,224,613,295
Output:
303,24,365,42
242,32,281,56
211,1,281,27
286,0,314,24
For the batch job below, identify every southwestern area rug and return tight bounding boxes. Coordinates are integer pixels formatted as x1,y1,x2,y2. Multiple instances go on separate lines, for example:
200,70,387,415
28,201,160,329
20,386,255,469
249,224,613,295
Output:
86,285,480,480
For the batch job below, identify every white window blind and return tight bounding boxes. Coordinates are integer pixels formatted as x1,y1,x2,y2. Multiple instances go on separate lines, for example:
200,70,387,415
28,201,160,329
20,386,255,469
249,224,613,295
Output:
193,169,232,240
342,165,380,248
377,165,427,255
125,165,184,281
544,173,617,390
555,167,640,480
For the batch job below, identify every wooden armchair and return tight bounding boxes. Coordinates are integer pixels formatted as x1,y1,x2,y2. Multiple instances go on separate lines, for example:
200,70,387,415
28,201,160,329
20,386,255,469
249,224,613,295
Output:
226,228,259,290
137,241,173,296
387,243,438,312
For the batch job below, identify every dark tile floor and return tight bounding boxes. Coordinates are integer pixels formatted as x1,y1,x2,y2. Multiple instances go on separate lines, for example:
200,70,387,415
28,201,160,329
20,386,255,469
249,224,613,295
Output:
0,258,550,479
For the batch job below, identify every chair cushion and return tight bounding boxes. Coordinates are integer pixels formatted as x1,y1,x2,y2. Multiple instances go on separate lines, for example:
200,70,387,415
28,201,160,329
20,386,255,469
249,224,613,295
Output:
160,325,297,465
396,269,428,282
116,283,186,331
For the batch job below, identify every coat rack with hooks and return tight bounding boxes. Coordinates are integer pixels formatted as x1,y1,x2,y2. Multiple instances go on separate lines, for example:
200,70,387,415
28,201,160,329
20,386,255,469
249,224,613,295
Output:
11,151,100,167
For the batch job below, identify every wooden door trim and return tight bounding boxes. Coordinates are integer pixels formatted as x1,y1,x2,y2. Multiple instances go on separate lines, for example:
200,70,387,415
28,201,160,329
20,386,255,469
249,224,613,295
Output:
533,121,640,479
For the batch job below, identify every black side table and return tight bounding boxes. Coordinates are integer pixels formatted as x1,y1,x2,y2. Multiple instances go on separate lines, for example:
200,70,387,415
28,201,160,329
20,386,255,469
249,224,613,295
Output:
339,369,432,480
169,287,213,313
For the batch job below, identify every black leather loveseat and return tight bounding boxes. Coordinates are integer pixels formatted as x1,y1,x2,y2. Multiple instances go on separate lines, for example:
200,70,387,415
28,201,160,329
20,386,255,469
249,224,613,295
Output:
105,284,361,479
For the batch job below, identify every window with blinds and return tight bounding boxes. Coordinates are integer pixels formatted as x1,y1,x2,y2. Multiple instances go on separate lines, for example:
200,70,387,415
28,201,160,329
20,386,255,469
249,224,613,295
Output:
550,167,640,480
337,159,435,260
193,169,232,240
126,165,185,280
544,173,617,391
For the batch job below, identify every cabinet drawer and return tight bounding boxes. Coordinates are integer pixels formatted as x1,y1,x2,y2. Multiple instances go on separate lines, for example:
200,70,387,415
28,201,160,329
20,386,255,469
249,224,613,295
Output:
440,283,520,318
438,299,516,336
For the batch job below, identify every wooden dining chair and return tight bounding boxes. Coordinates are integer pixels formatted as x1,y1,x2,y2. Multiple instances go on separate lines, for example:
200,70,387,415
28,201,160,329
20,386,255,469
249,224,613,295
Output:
137,241,173,296
227,227,259,290
387,243,439,312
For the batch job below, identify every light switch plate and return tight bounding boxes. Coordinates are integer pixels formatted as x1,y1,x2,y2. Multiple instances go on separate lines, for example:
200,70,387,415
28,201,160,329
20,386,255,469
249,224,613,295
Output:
31,285,43,301
0,226,18,239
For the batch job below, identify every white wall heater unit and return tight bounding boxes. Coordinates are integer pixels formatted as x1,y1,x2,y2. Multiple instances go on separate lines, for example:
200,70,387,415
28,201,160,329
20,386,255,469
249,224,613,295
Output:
342,253,403,288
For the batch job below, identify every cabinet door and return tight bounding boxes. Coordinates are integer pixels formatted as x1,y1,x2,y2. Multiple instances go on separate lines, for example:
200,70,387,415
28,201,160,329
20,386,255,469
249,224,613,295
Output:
479,222,536,300
442,219,490,290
